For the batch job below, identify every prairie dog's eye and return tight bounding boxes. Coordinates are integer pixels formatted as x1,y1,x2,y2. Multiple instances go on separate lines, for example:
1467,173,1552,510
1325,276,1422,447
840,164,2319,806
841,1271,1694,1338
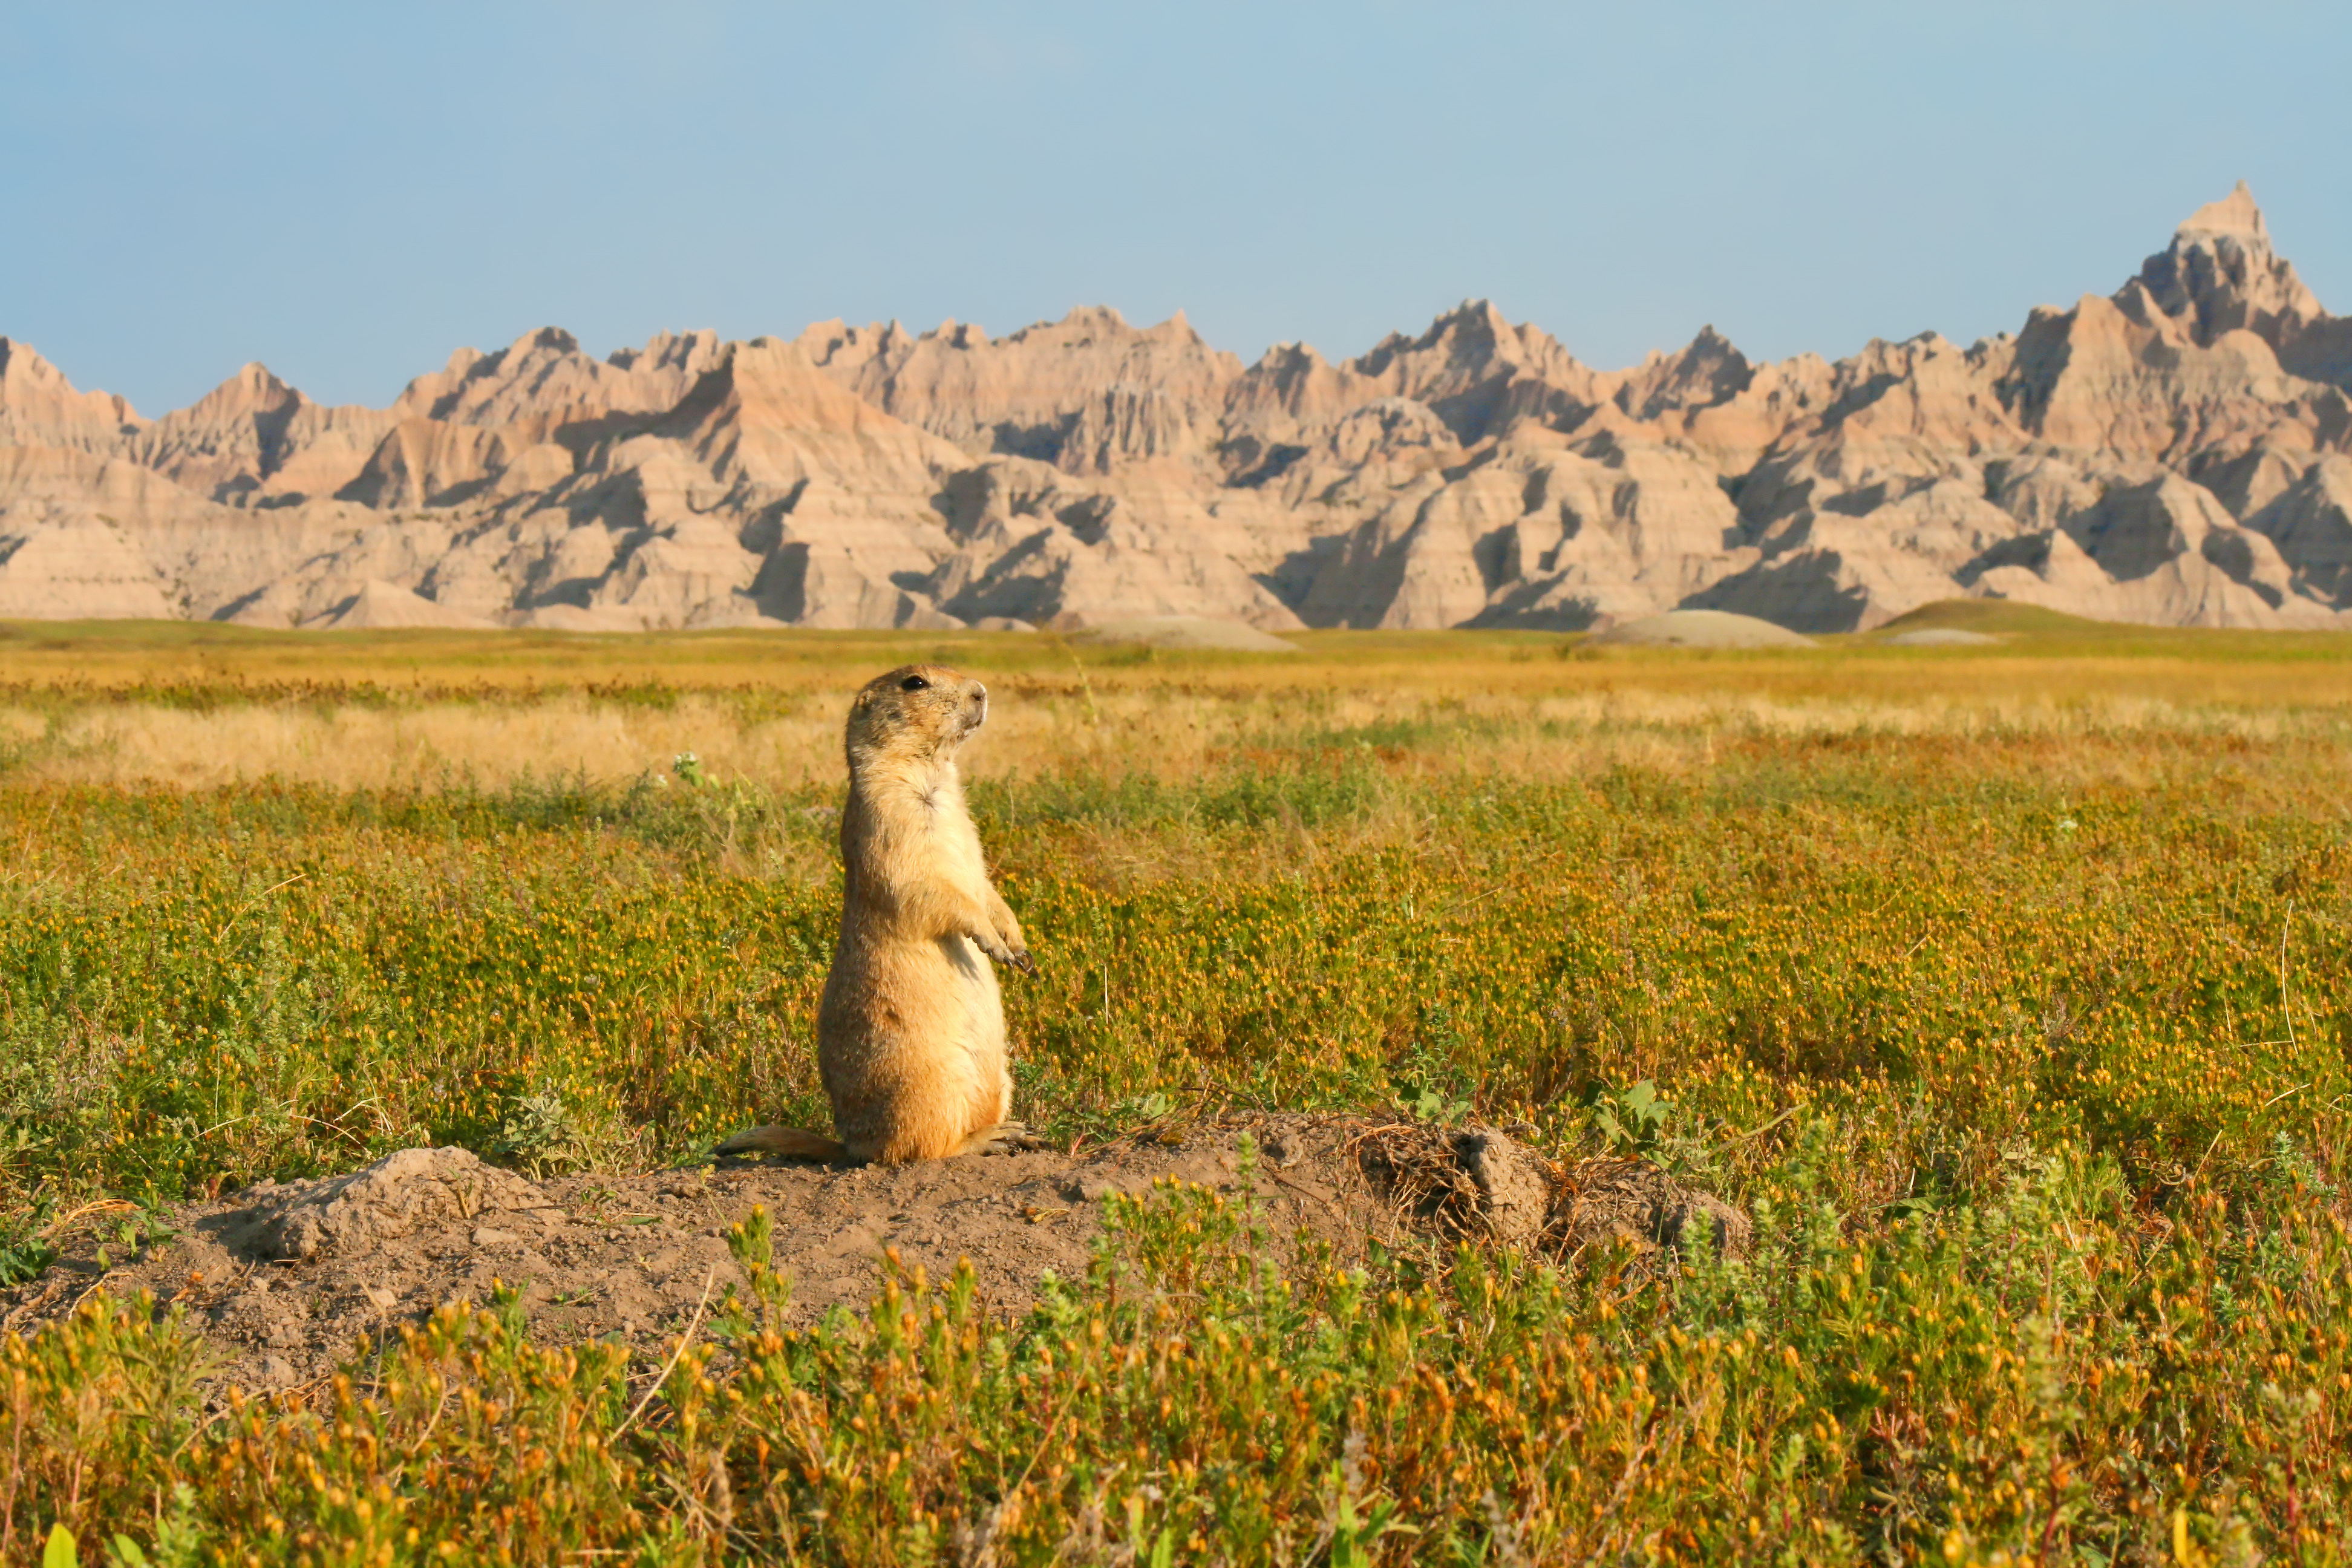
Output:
900,675,930,691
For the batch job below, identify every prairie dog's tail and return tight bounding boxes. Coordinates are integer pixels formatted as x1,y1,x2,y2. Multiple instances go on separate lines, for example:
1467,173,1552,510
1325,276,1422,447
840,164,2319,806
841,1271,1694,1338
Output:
712,1125,849,1161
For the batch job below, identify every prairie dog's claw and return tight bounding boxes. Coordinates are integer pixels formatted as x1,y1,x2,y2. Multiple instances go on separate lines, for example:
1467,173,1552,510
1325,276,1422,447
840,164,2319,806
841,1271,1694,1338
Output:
1008,949,1036,975
976,1122,1047,1154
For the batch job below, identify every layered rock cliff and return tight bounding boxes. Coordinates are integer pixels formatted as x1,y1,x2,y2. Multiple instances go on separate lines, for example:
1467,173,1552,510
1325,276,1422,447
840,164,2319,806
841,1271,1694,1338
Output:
5,183,2349,632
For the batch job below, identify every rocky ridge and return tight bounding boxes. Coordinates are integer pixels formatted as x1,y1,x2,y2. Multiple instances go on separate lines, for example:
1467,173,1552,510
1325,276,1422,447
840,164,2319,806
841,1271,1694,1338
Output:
5,183,2350,633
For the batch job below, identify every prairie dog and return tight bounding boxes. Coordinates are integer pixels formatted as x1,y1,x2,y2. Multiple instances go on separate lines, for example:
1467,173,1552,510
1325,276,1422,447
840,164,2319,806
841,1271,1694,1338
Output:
715,664,1036,1164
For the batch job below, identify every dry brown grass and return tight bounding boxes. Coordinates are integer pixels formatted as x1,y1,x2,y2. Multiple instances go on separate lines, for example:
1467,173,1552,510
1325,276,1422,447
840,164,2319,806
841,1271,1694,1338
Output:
0,620,2348,790
0,691,2250,791
2,671,2345,793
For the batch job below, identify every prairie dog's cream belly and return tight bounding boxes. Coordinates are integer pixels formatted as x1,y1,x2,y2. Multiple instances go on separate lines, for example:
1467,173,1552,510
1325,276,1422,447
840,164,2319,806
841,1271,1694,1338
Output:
944,932,1010,1100
817,920,1010,1151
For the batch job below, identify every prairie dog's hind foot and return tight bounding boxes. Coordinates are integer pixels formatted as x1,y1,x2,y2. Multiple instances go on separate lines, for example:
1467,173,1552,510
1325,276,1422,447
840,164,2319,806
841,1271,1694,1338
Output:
711,1125,851,1162
958,1121,1047,1156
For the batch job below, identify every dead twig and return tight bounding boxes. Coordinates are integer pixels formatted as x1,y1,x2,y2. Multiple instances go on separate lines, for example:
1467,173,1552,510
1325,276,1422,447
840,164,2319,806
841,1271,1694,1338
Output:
208,872,309,944
2279,900,2298,1048
615,1266,716,1437
39,1198,140,1240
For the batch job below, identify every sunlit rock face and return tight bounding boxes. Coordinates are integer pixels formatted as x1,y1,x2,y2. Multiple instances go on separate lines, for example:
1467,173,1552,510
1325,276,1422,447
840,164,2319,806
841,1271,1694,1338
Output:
5,187,2351,633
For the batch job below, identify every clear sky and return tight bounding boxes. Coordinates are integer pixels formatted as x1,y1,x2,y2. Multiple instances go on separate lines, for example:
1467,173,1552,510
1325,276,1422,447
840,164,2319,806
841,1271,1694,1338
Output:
4,2,2347,416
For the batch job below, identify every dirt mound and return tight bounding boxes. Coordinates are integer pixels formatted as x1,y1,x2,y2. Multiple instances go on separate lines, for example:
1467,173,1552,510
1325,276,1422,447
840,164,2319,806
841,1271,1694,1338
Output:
1553,1154,1752,1258
1,1118,1745,1393
1351,1130,1751,1261
232,1146,558,1261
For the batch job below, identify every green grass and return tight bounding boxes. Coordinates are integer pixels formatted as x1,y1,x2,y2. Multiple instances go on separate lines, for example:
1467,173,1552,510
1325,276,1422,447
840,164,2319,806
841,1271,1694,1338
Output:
1866,598,2352,662
3,604,2348,692
1,631,2350,1563
1869,599,2125,638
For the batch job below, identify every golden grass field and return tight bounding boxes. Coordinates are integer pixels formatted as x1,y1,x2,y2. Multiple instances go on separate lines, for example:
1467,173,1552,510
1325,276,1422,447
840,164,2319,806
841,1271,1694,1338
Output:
2,602,2350,1564
5,601,2350,794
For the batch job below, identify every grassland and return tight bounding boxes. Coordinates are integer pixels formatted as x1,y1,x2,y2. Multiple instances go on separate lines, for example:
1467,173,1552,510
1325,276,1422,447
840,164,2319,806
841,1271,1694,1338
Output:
3,609,2350,1564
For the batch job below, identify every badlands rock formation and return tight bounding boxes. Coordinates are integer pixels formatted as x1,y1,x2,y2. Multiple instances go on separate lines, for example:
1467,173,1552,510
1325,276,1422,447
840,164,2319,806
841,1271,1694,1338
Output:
4,183,2350,632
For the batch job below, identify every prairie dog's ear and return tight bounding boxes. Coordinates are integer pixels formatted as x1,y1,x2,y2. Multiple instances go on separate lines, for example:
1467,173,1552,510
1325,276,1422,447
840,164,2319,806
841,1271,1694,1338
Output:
851,688,875,713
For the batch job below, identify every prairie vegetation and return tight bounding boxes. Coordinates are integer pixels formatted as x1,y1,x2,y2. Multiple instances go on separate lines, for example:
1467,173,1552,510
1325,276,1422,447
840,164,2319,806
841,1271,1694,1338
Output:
2,607,2350,1564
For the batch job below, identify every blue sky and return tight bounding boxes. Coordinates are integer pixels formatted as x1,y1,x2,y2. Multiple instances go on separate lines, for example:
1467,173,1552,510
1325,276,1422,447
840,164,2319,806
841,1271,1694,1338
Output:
4,2,2346,414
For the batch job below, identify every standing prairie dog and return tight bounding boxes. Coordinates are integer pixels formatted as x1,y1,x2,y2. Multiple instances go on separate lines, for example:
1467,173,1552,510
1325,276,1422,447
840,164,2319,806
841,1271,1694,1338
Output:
715,664,1037,1164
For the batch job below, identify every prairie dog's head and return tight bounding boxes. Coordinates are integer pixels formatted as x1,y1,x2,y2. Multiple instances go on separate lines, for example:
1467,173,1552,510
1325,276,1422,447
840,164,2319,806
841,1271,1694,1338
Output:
844,664,988,771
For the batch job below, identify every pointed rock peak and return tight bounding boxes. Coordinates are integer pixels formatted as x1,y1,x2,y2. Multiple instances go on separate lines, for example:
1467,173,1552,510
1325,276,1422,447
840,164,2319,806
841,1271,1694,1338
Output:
442,346,485,377
609,328,717,371
917,318,990,350
0,338,144,424
1250,340,1329,373
0,336,70,387
1145,308,1204,344
991,304,1136,348
509,326,583,358
1640,325,1751,374
0,338,116,399
680,335,905,436
1397,299,1515,357
2126,181,2324,350
1614,323,1756,418
179,361,304,420
1436,298,1509,332
2178,180,2266,241
788,319,863,367
1895,330,1959,355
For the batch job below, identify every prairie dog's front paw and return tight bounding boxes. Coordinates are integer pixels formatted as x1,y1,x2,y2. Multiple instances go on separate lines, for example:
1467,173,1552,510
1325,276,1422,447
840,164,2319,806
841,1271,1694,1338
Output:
987,893,1027,957
982,936,1036,974
974,898,1031,972
969,929,1030,971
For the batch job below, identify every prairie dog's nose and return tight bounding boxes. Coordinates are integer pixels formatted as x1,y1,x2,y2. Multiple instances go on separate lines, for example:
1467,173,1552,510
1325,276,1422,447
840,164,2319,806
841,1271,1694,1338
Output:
967,679,988,722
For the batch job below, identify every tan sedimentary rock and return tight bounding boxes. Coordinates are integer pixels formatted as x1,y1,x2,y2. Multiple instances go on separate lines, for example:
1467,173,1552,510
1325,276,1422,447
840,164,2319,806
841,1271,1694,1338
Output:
2129,180,2352,388
0,339,145,455
2,185,2349,633
800,307,1242,475
2248,456,2352,605
306,580,497,630
0,513,176,619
